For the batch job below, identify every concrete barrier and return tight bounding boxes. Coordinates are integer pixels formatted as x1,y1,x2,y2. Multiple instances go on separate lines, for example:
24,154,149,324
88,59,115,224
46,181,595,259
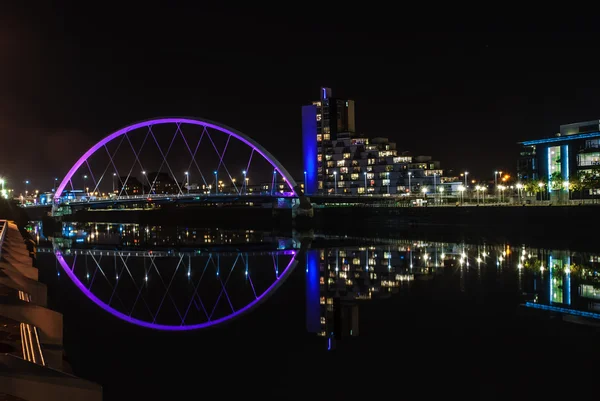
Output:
0,220,102,399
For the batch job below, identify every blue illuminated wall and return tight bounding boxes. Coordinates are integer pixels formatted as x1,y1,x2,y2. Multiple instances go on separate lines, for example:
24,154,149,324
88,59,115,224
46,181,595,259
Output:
305,249,321,334
301,105,318,195
561,144,569,181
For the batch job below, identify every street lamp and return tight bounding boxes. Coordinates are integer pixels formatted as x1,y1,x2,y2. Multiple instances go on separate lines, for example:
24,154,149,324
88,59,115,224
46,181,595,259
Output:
112,173,117,193
563,181,570,202
363,172,367,194
303,171,307,194
213,171,218,195
408,172,412,195
438,186,444,204
421,187,428,195
516,182,523,203
538,182,545,201
243,170,247,195
432,173,437,203
458,185,465,204
333,171,337,195
142,171,146,195
184,171,189,194
463,171,469,187
272,170,277,196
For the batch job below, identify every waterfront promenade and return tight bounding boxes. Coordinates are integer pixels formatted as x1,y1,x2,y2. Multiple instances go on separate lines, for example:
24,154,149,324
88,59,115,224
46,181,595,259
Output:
0,220,102,401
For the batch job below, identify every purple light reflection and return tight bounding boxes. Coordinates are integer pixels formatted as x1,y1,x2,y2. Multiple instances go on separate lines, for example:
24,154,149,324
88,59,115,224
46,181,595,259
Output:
54,117,297,201
54,250,299,330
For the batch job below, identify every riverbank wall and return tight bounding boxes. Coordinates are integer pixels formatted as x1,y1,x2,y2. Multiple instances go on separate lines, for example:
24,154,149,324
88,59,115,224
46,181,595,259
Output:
0,219,102,401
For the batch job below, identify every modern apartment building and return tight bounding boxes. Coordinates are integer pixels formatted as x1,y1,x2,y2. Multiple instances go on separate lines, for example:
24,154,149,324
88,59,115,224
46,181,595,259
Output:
302,88,442,195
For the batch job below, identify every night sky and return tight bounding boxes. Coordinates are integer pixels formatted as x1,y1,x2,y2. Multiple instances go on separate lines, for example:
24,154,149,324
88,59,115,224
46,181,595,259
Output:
2,6,600,192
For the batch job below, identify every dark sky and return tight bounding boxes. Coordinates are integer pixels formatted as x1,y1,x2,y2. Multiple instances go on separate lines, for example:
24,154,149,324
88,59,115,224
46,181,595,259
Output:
2,5,600,191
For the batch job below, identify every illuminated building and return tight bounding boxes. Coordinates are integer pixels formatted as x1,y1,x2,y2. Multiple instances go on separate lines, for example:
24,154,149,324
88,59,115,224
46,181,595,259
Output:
518,120,600,197
302,88,443,195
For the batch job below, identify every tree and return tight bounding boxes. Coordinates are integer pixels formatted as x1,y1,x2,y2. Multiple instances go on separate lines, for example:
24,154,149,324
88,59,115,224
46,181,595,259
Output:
549,171,563,191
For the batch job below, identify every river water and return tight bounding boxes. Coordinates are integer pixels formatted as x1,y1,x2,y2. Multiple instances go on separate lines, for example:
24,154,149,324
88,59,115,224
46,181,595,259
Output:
29,221,600,400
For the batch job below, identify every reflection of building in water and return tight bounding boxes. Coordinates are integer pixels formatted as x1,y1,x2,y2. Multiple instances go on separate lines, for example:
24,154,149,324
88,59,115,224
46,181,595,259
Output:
306,245,419,348
527,249,600,314
305,240,600,345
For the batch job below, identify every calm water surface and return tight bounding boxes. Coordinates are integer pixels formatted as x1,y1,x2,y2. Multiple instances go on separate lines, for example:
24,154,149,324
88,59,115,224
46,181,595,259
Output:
30,222,600,400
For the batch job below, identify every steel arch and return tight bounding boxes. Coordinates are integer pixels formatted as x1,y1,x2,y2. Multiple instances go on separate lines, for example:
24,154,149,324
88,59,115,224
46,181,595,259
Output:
54,117,297,201
54,249,299,330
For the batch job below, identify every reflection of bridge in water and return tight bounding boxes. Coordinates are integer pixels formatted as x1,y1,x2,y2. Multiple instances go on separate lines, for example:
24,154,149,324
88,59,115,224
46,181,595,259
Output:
44,239,302,330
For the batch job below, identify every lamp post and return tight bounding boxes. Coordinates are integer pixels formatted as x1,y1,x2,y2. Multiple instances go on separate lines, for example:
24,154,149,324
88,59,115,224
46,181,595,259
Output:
272,170,277,196
464,171,469,187
516,182,523,203
112,173,116,193
433,173,437,204
83,175,88,194
439,186,444,204
53,177,58,193
214,171,218,195
363,172,367,194
184,172,189,194
142,171,146,196
333,171,337,195
303,171,307,194
538,182,544,201
408,172,412,195
475,185,480,204
243,170,247,195
458,185,465,204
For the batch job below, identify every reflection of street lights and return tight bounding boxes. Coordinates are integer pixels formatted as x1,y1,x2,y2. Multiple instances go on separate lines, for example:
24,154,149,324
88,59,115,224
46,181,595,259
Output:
184,171,189,194
333,171,337,195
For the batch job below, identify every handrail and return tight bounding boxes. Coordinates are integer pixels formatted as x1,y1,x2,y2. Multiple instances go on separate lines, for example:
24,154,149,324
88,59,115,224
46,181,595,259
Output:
0,219,7,258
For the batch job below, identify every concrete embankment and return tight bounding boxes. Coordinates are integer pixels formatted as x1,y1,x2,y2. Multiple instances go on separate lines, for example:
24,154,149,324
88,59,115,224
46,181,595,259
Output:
0,220,102,401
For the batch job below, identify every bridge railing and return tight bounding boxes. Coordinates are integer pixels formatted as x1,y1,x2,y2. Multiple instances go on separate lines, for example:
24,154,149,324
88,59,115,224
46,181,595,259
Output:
22,191,298,207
